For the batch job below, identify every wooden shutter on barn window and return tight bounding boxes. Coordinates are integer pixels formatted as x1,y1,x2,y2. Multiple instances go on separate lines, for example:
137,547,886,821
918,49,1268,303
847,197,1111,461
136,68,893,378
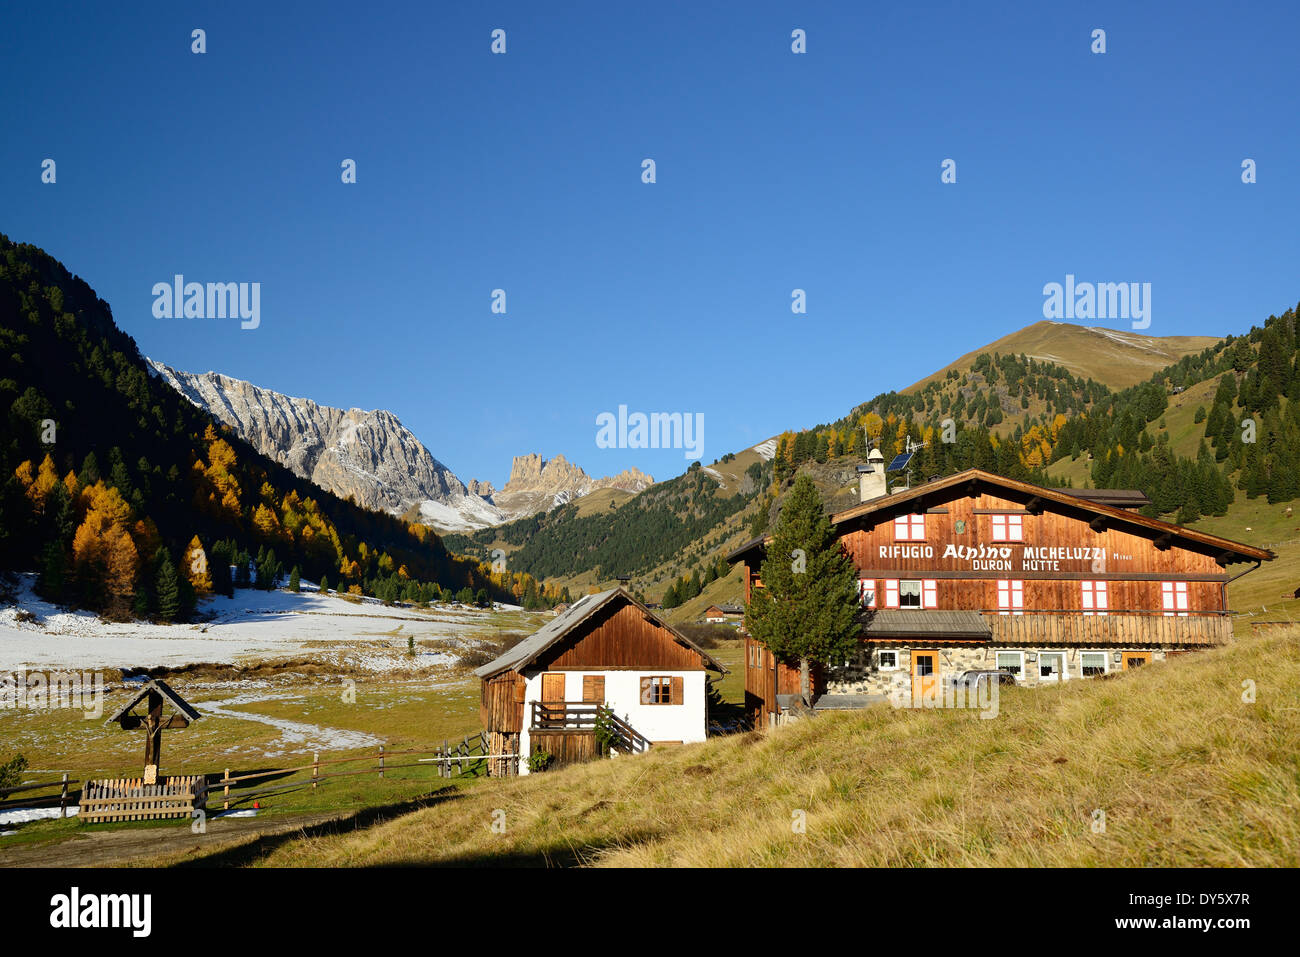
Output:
640,676,653,704
582,675,605,702
513,680,526,703
671,676,684,705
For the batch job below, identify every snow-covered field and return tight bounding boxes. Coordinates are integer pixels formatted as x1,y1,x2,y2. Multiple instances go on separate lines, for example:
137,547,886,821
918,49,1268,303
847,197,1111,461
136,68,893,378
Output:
0,575,519,674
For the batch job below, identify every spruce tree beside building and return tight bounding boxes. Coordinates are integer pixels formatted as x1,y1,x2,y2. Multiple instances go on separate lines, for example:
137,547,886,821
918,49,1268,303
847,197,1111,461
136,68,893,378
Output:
745,474,859,706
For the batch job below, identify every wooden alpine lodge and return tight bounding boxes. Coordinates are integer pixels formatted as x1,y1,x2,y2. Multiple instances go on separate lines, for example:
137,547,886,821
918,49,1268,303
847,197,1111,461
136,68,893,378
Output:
728,466,1274,724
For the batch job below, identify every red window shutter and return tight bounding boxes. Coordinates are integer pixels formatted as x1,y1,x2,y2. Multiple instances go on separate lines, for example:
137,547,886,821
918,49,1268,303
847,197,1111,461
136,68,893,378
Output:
885,580,900,607
671,676,684,705
922,579,937,609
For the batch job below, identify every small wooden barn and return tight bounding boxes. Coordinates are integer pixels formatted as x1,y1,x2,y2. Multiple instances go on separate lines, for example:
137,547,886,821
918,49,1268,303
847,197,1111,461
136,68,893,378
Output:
477,588,726,775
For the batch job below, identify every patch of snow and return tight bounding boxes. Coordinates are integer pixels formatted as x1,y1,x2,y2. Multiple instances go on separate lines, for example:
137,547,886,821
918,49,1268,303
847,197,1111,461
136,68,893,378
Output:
751,438,778,461
0,574,497,672
0,805,78,825
201,692,382,753
702,467,726,489
419,494,506,532
1084,326,1168,355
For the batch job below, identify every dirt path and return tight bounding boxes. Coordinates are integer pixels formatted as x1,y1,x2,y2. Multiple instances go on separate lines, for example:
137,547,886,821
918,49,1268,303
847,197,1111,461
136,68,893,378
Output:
0,809,351,868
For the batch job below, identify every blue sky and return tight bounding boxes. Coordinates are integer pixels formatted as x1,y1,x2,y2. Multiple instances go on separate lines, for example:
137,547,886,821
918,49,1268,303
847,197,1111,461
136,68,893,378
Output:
4,1,1298,488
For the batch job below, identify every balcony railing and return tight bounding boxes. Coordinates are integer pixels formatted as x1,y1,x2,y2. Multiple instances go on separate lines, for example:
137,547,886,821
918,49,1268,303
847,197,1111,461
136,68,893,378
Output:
983,611,1232,646
529,702,651,754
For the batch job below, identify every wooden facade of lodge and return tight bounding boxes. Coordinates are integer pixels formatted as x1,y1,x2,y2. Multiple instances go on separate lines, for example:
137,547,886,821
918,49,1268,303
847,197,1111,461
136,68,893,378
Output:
728,469,1273,725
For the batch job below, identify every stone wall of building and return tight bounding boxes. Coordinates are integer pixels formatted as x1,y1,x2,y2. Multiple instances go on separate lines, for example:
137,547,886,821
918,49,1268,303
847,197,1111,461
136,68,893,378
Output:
825,643,1171,702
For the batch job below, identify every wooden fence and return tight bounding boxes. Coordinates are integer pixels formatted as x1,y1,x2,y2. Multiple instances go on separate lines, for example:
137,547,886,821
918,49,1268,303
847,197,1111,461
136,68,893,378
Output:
0,773,77,818
210,734,514,810
0,735,514,826
79,776,206,823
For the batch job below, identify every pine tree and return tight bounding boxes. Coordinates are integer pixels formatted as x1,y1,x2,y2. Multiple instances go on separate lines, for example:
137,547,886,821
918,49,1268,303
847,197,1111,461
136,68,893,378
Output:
319,573,330,594
289,565,301,592
155,548,180,623
745,474,859,704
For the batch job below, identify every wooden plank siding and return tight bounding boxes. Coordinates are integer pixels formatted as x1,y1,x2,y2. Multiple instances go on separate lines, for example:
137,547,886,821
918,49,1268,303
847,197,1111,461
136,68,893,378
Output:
986,613,1232,647
542,602,709,671
481,671,526,733
528,729,599,767
840,488,1230,585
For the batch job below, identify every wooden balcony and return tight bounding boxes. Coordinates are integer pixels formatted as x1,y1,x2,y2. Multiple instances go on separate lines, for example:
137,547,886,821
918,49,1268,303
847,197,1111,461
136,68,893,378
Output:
984,611,1233,647
528,702,651,761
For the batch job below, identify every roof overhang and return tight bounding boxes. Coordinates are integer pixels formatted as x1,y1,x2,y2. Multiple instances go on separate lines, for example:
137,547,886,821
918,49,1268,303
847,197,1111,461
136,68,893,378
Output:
830,469,1272,565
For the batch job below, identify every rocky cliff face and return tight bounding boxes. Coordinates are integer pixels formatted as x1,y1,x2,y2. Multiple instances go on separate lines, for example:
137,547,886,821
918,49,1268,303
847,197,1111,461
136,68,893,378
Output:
484,453,654,517
148,360,505,530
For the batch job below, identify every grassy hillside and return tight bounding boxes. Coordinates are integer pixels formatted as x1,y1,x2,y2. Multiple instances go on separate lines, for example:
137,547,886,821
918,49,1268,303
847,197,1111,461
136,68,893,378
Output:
230,627,1299,867
905,321,1220,394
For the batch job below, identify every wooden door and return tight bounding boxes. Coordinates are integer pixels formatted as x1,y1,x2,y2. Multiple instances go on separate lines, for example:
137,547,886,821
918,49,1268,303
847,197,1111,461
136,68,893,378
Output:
541,673,566,702
911,650,939,703
1122,651,1152,671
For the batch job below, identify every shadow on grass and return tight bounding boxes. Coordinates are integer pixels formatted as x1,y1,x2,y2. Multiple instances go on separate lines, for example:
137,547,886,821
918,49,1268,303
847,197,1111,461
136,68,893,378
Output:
375,829,665,867
174,784,465,868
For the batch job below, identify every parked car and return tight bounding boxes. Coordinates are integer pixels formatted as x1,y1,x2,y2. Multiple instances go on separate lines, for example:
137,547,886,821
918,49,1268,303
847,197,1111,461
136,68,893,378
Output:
951,669,1017,690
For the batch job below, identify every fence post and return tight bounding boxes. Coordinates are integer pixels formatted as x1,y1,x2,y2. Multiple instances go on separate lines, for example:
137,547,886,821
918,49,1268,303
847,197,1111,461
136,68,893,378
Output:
223,769,230,810
59,773,68,818
379,745,384,780
312,752,319,790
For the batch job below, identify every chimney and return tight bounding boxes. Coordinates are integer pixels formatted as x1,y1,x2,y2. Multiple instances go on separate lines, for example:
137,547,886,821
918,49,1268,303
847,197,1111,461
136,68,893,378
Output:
857,448,887,501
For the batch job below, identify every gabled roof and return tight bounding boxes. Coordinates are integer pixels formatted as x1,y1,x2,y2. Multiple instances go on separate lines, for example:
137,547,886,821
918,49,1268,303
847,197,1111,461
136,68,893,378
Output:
1069,488,1151,509
105,678,201,727
729,469,1271,566
474,587,727,678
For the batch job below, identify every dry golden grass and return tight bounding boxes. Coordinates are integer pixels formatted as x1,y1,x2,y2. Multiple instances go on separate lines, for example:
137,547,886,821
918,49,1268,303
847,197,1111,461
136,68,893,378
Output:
247,629,1300,867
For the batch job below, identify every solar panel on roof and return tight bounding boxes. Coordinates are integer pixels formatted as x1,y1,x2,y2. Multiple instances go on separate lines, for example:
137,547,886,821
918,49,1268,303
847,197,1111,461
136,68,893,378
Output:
886,452,913,472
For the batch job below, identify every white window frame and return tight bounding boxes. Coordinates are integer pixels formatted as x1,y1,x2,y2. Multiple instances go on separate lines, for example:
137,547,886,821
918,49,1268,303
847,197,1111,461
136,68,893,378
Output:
995,650,1024,676
1081,580,1108,616
893,513,926,541
876,649,900,671
990,513,1024,542
1038,651,1067,682
888,579,937,609
898,579,923,609
1080,651,1108,678
997,579,1024,616
859,578,876,608
1161,581,1189,617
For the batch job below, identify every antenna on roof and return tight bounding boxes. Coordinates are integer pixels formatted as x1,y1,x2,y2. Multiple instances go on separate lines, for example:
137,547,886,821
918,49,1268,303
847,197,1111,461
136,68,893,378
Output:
888,436,927,492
